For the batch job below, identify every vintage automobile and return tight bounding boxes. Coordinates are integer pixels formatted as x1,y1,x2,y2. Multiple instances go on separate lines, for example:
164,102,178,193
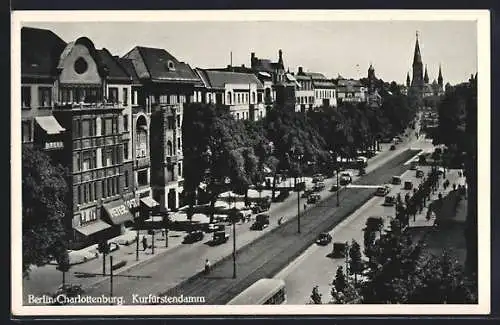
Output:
206,223,225,233
410,161,418,170
330,184,340,192
416,169,425,178
375,185,391,197
273,190,290,202
251,214,270,230
312,173,325,183
313,182,326,192
307,194,321,204
332,242,347,258
183,230,204,244
251,197,271,213
404,181,413,190
392,176,402,185
212,231,229,245
339,172,352,186
301,189,314,198
383,195,396,206
390,144,396,151
316,233,332,246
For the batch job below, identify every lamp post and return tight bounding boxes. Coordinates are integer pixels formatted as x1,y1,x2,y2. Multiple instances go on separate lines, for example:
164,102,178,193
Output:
296,154,304,234
150,209,155,255
135,212,139,261
230,209,238,279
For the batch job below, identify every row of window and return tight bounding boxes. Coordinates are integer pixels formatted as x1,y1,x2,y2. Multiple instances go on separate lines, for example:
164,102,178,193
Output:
79,208,97,225
226,91,257,105
296,96,315,104
166,138,182,156
166,116,181,130
76,176,121,205
22,86,134,108
72,116,121,138
315,90,335,99
74,146,122,172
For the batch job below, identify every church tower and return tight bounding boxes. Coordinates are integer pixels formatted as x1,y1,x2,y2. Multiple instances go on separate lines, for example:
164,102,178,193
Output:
368,63,376,94
411,31,424,90
438,64,444,92
424,65,429,84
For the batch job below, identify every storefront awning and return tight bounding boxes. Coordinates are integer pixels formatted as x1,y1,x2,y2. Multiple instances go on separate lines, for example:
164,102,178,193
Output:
74,220,111,236
141,197,159,209
35,116,66,135
103,199,134,225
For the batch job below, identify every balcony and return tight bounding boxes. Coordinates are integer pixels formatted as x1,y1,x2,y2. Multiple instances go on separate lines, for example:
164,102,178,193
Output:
135,157,151,169
54,102,125,111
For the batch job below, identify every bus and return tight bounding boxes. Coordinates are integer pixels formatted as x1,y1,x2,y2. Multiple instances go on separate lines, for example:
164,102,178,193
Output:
227,278,287,305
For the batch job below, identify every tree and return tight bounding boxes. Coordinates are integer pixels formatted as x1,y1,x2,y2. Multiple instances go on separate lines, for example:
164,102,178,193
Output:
310,285,323,304
349,240,363,284
22,146,69,277
333,265,347,293
54,241,70,288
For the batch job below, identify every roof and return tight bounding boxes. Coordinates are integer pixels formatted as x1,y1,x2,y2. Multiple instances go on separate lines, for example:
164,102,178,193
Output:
313,80,336,89
97,49,131,82
306,72,328,79
197,69,263,90
130,46,201,83
21,27,67,78
118,58,141,84
337,79,364,92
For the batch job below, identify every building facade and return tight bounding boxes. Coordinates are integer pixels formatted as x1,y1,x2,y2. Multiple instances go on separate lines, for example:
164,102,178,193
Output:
336,78,367,103
123,46,201,212
195,68,266,121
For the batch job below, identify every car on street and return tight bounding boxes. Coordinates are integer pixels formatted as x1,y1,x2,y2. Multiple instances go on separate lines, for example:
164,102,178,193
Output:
339,172,352,186
115,232,138,246
251,214,270,230
313,181,326,192
206,223,225,233
316,233,332,246
273,190,290,202
375,185,391,196
212,231,229,245
183,230,204,244
312,174,325,183
331,242,347,258
410,161,418,170
307,194,321,204
416,169,424,178
301,189,314,198
404,181,413,190
251,197,271,213
390,144,396,151
383,195,396,206
330,184,340,192
392,176,402,185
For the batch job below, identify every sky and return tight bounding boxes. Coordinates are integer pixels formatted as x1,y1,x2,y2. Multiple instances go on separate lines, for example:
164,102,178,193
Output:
23,20,478,85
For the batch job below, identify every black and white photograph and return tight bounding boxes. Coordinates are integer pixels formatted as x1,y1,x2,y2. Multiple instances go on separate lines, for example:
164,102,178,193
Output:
11,10,490,316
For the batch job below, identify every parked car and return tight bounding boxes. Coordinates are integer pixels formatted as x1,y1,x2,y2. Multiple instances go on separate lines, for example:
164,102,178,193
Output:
416,169,424,178
383,195,396,206
273,190,290,202
313,181,326,192
316,233,332,246
183,230,204,244
115,232,138,246
404,181,413,190
392,176,402,185
307,194,321,204
332,242,347,258
212,231,229,245
206,223,225,233
339,172,352,186
390,144,396,151
251,197,271,213
312,174,325,183
375,185,391,197
251,214,270,230
301,189,314,198
330,184,340,192
410,161,418,170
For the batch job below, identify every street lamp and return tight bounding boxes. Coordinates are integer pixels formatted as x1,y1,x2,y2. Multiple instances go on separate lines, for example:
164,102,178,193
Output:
229,208,239,279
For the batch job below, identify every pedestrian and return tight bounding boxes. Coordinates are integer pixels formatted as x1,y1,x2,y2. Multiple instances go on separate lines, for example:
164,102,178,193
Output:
142,235,147,251
204,258,211,274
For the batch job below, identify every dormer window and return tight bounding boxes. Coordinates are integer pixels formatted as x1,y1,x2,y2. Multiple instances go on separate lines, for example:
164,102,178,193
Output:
166,60,175,71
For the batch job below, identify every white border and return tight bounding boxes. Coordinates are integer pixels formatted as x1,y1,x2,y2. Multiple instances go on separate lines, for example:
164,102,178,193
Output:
11,10,490,316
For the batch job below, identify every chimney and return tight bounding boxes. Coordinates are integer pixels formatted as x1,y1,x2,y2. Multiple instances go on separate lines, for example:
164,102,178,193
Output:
278,49,283,61
298,67,303,74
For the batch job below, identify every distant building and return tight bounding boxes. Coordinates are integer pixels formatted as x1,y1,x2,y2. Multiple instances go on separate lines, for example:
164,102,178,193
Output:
295,67,337,111
366,64,383,108
336,77,367,104
194,68,266,121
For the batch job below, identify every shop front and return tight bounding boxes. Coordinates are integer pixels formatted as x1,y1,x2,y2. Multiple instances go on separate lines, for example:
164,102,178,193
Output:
102,198,134,234
71,206,114,249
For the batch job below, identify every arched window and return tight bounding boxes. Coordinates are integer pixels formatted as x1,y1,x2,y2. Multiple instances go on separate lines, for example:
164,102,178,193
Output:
252,92,256,103
167,140,173,156
227,91,232,105
136,115,148,158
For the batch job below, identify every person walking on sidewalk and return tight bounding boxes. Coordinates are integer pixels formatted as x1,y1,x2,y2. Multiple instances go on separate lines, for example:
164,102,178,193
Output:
204,259,211,274
142,235,147,251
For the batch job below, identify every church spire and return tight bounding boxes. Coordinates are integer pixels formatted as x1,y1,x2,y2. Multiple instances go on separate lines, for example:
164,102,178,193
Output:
424,65,429,84
406,71,411,87
438,64,443,86
413,31,422,66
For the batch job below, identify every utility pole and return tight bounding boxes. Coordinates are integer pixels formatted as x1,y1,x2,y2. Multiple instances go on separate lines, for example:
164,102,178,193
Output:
150,210,155,255
297,188,301,234
232,217,236,279
336,167,340,207
109,255,113,298
136,213,139,261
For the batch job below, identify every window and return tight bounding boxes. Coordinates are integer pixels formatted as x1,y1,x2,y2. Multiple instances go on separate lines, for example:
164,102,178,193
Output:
108,87,118,103
82,150,96,171
38,87,52,108
22,86,31,108
138,170,148,186
124,170,129,188
22,120,32,143
167,60,175,71
237,93,241,104
77,185,82,204
123,88,128,106
207,93,212,103
178,162,182,177
176,116,181,128
132,89,138,106
74,153,81,172
236,112,240,120
102,180,106,198
123,140,129,160
81,119,90,137
167,141,173,156
123,115,129,131
167,117,175,130
177,137,181,150
169,95,178,104
258,93,263,103
252,92,256,103
227,92,232,105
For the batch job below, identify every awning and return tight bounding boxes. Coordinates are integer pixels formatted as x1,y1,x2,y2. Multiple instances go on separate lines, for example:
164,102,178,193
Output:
140,197,159,209
74,220,111,236
35,116,66,135
103,199,134,225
